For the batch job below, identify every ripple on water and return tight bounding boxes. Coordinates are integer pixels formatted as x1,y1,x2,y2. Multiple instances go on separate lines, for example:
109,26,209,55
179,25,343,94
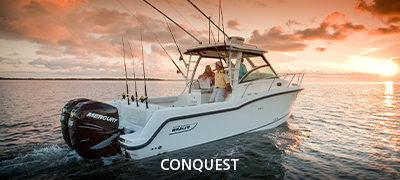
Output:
0,81,400,179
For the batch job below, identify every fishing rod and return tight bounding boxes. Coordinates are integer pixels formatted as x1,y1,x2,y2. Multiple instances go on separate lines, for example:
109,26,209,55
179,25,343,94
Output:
164,17,184,62
142,0,202,44
187,0,230,40
153,30,187,79
140,29,148,109
164,18,188,76
117,0,187,80
121,34,130,105
126,39,139,107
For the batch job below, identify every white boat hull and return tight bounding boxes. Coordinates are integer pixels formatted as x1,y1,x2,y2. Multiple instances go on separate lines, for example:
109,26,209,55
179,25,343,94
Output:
116,87,302,159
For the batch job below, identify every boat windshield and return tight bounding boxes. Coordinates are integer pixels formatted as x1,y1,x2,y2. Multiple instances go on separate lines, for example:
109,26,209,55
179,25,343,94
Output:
244,55,267,68
240,65,277,83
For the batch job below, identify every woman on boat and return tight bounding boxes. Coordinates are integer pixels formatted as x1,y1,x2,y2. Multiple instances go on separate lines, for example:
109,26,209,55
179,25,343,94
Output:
198,65,215,84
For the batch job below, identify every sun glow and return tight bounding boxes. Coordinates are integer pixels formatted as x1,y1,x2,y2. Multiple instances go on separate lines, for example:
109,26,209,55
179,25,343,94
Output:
378,58,399,76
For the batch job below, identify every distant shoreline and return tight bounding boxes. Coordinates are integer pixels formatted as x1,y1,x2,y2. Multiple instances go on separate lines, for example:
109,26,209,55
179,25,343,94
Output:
0,77,184,81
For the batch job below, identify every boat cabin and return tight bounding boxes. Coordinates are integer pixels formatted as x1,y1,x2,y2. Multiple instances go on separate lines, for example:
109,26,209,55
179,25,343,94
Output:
177,38,280,105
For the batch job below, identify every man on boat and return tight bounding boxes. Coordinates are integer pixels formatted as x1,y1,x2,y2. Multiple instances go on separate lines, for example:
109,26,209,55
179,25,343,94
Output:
238,57,248,79
209,61,230,103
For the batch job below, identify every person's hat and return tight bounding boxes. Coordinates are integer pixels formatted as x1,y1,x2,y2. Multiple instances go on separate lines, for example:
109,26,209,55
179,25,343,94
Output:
215,61,222,67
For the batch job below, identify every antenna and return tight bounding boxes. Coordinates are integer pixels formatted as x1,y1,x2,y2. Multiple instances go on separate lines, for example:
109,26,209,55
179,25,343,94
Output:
143,0,202,44
126,40,139,107
187,0,230,40
121,34,130,105
140,29,148,109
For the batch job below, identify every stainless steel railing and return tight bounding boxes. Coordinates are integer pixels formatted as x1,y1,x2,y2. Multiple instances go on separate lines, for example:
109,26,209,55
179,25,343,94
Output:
278,73,305,87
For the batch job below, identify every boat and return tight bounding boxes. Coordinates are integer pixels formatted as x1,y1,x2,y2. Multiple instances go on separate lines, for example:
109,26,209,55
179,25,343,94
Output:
60,0,305,160
60,35,304,159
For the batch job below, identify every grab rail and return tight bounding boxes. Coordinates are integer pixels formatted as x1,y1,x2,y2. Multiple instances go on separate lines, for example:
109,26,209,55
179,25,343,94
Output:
241,73,304,98
278,73,305,87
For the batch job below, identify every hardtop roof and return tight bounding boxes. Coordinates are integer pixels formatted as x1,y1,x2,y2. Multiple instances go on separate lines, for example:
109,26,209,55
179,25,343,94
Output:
183,42,267,59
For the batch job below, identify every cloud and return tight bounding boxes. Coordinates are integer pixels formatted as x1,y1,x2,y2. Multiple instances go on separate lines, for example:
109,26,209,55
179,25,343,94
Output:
247,27,308,52
0,0,87,44
247,12,365,52
369,25,400,35
35,45,65,57
355,0,400,34
0,0,134,60
227,19,241,31
254,1,268,7
248,27,299,43
0,0,195,60
251,0,282,7
0,56,23,67
355,0,400,18
286,20,303,28
315,47,327,52
295,12,366,41
0,0,206,78
28,57,123,71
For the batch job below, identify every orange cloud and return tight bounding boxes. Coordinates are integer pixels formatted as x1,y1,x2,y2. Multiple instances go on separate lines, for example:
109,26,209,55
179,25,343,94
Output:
355,0,400,18
0,0,88,43
0,0,190,77
355,0,400,34
295,12,365,41
315,47,327,52
247,12,365,52
286,20,303,28
227,19,241,31
247,26,307,52
369,25,400,35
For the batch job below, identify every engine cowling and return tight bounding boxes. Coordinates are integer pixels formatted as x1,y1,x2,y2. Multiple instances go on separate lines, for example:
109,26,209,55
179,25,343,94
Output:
60,98,91,149
68,100,121,159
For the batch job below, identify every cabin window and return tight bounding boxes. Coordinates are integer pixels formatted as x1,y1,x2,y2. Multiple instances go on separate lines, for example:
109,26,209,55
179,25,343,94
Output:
240,65,277,83
244,55,268,68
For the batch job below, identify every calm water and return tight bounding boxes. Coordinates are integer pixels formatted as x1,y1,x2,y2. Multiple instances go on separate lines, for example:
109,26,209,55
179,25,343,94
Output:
0,80,399,179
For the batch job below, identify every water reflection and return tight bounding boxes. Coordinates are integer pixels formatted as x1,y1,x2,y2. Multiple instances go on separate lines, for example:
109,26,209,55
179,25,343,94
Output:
384,81,394,108
377,81,400,152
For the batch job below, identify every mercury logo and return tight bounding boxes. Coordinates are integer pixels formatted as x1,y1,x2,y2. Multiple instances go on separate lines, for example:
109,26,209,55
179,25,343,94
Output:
86,112,118,123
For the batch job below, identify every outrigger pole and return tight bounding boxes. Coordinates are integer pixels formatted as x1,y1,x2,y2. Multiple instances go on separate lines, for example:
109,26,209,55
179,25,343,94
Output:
140,29,148,109
143,0,202,44
121,34,130,105
187,0,230,40
126,40,139,107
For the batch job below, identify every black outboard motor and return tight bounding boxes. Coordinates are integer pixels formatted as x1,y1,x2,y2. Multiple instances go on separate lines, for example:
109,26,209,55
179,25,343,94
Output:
68,100,121,159
60,98,91,149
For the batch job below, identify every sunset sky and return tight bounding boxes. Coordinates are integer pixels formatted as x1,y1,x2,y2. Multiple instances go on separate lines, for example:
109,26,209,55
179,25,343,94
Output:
0,0,399,81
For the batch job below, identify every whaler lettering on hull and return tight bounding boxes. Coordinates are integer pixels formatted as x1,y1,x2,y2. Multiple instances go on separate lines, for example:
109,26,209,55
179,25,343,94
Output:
170,123,198,135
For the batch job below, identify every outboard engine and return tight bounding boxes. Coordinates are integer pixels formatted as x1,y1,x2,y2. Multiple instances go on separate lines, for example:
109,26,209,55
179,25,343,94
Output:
68,100,121,159
60,98,91,149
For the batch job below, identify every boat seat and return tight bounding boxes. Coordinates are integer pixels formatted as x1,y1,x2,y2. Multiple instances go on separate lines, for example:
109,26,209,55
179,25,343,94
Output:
191,78,213,93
